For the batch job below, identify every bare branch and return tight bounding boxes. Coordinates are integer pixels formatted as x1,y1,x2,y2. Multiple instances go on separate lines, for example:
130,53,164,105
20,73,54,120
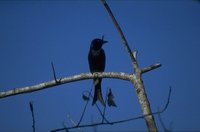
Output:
0,72,132,99
78,90,91,126
101,0,138,71
141,63,162,74
101,0,159,131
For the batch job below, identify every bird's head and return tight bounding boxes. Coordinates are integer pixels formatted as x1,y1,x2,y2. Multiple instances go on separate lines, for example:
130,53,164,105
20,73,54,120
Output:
91,38,108,50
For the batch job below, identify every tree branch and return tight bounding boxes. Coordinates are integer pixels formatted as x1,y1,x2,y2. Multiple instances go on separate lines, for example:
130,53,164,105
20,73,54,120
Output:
0,72,132,99
101,0,160,131
101,0,138,71
141,63,162,74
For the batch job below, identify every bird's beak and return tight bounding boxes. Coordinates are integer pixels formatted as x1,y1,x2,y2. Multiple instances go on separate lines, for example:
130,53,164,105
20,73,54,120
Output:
103,40,108,44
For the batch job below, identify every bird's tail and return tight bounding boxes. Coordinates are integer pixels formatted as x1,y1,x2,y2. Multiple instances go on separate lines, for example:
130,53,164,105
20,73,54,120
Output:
92,78,105,106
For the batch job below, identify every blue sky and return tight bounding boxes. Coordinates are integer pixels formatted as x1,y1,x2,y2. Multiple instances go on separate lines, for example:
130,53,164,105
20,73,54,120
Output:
0,0,200,131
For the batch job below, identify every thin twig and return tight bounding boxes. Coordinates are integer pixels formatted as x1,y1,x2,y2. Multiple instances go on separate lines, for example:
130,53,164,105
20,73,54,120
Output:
51,86,172,132
77,87,93,126
77,100,89,126
51,62,61,84
82,90,111,124
29,102,35,132
78,87,111,127
95,101,111,124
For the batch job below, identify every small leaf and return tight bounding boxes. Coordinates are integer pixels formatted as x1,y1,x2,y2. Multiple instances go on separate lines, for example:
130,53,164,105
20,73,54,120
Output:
82,94,90,101
107,89,117,107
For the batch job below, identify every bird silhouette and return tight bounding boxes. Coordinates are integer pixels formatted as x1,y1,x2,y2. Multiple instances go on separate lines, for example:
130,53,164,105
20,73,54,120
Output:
88,38,107,106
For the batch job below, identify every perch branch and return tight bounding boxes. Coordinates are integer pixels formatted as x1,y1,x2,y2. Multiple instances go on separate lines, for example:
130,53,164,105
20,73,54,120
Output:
0,72,133,99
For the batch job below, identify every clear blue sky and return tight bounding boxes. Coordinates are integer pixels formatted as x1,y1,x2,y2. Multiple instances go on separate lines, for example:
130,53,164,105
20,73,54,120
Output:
0,0,200,131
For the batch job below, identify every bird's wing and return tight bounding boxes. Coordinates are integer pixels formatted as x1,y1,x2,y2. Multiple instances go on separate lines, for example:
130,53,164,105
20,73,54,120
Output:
100,49,106,72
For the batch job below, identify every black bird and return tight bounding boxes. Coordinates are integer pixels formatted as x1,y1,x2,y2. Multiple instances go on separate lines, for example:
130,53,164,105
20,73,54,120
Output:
88,38,108,106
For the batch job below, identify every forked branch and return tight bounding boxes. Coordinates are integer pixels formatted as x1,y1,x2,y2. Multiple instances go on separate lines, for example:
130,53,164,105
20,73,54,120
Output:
101,0,161,131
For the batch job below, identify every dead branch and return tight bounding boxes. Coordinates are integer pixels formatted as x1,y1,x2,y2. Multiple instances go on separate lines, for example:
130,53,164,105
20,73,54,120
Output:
141,63,162,74
101,0,160,131
101,0,137,71
0,72,133,99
